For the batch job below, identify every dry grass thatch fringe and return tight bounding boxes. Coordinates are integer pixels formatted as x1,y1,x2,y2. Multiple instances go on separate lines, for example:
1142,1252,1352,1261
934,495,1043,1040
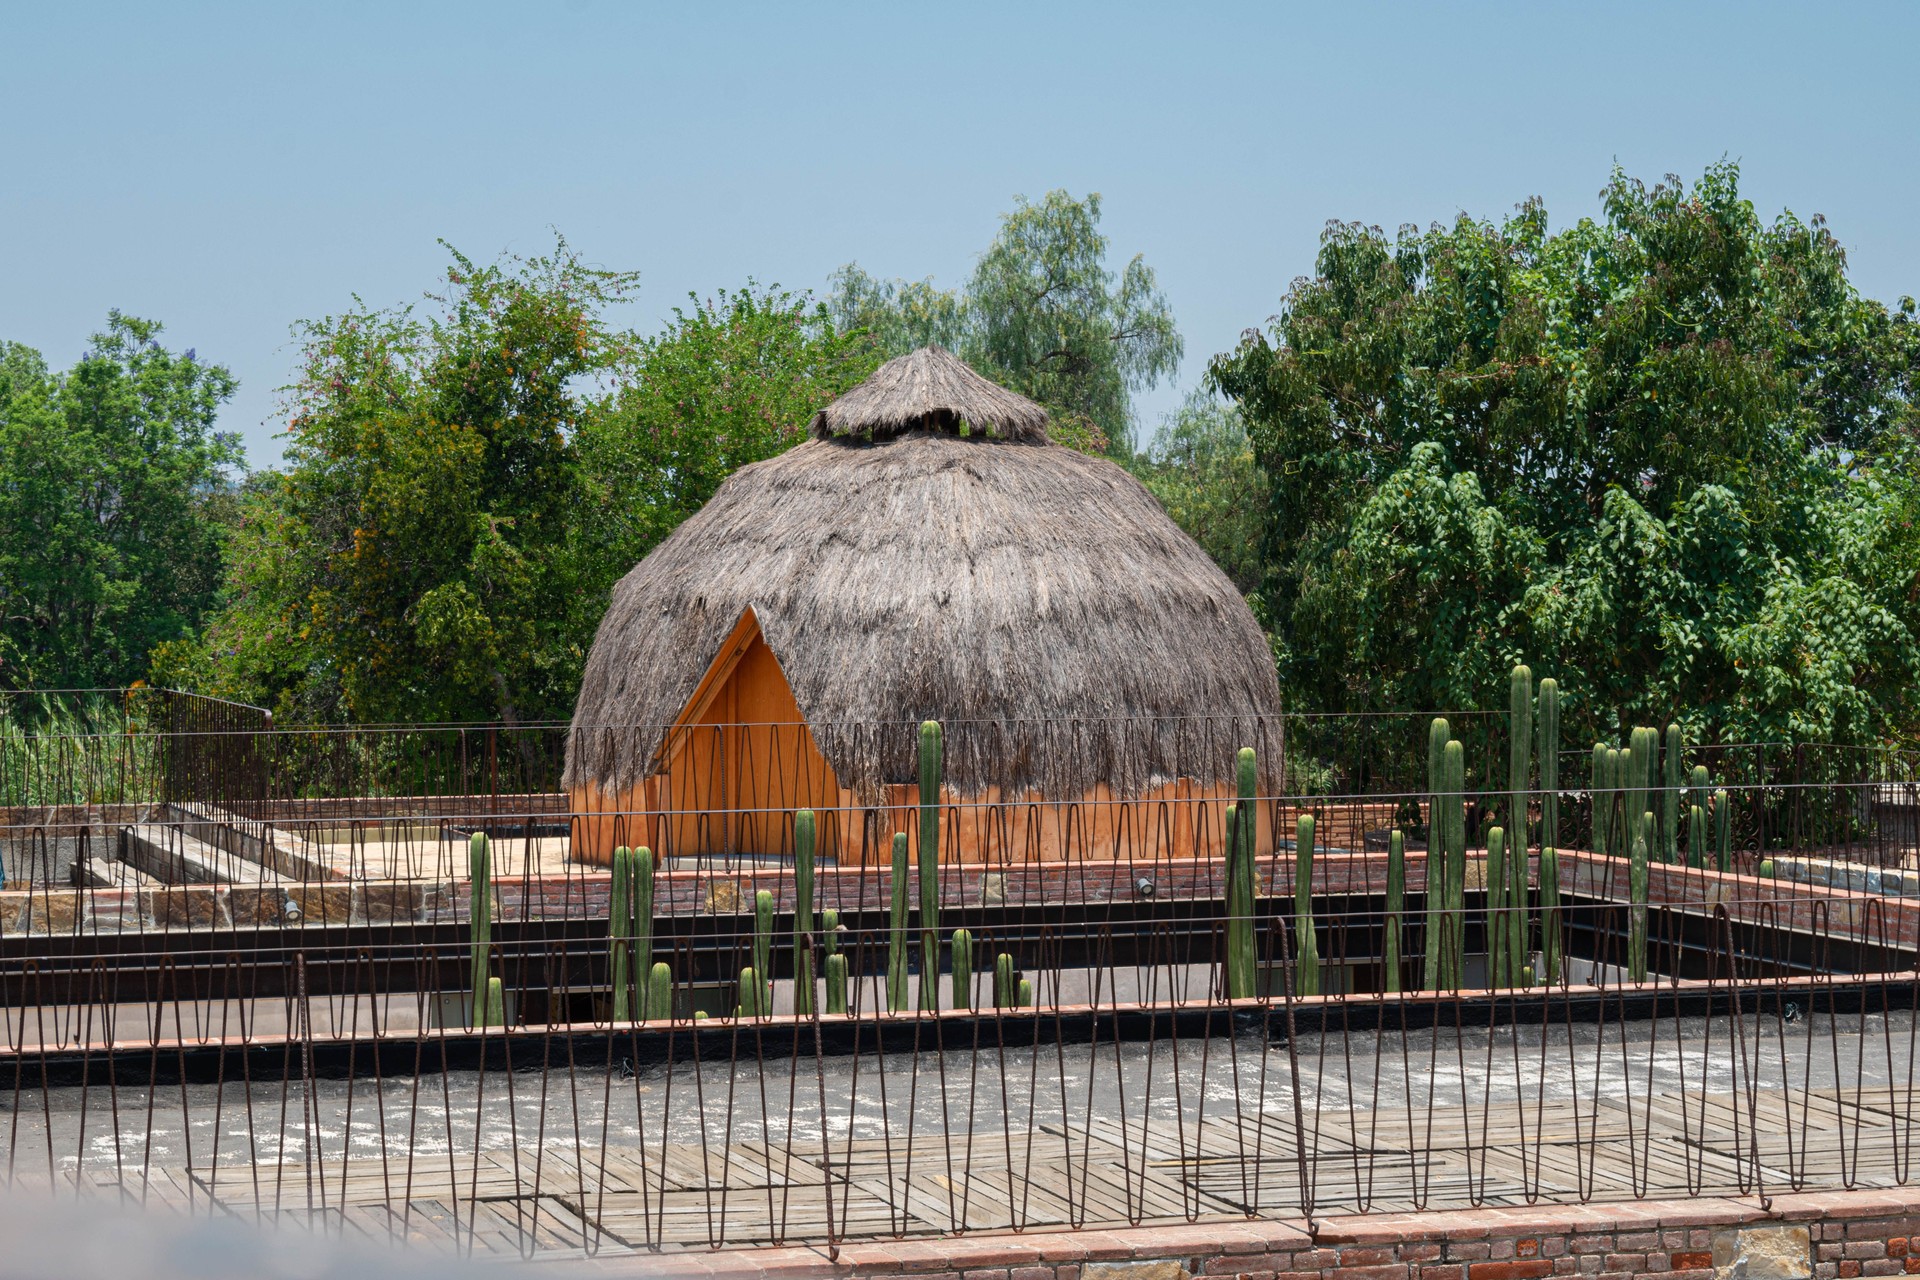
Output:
566,346,1282,802
809,345,1050,443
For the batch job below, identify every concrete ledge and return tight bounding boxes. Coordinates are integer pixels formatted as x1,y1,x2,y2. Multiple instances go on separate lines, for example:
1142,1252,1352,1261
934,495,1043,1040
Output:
585,1188,1920,1279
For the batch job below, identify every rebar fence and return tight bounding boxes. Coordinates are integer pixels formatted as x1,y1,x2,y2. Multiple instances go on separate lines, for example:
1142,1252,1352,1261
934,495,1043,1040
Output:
1,704,1920,1256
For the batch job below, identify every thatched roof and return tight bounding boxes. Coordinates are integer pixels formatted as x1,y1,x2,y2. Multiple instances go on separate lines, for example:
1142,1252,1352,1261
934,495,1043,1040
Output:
565,349,1282,801
810,345,1050,443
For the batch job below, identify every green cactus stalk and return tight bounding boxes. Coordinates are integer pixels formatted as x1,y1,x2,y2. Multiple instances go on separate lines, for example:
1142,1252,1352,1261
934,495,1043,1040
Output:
1628,809,1651,983
951,927,973,1010
1446,739,1468,991
1689,803,1708,873
994,952,1016,1008
753,888,774,1011
1663,724,1684,864
822,907,846,1014
1610,744,1629,858
1538,680,1561,986
887,831,909,1013
793,810,817,1017
609,845,633,1022
1591,743,1612,858
1225,747,1260,999
1690,766,1710,867
1715,788,1732,873
1294,812,1320,997
633,846,655,1006
483,975,505,1029
646,961,671,1022
1384,827,1404,994
1423,717,1451,991
1487,824,1507,987
1508,667,1532,986
469,832,493,1031
918,721,943,1012
737,966,762,1018
1017,977,1033,1007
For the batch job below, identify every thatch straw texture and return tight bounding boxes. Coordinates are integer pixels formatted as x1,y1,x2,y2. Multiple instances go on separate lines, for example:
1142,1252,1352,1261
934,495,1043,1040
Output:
565,430,1283,801
810,345,1050,443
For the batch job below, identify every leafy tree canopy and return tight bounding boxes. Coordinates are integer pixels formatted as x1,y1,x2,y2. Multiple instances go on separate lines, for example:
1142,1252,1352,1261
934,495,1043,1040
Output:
831,190,1181,457
0,315,240,690
165,245,874,723
1209,163,1920,746
1131,391,1267,594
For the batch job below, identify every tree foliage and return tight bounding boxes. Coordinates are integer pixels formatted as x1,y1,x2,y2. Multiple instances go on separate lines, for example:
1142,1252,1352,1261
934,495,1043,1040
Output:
1210,163,1920,745
1131,391,1268,594
167,246,874,723
0,316,241,689
831,190,1181,456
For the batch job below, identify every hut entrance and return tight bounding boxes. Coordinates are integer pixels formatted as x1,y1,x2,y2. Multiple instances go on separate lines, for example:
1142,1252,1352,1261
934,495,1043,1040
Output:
569,607,843,863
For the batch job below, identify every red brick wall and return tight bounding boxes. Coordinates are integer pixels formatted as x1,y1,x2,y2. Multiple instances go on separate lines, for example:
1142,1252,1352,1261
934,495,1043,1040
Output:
671,1188,1920,1280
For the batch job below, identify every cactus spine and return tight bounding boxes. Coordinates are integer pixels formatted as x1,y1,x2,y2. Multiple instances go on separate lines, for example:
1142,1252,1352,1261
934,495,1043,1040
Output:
1384,828,1404,994
1422,717,1451,991
1538,679,1562,985
951,928,973,1009
753,889,774,1012
1508,666,1532,988
1663,724,1684,864
822,907,846,1015
793,810,817,1017
1294,812,1319,997
469,832,493,1030
1225,747,1259,999
609,845,634,1022
887,831,909,1012
918,721,942,1012
1628,809,1651,983
994,952,1016,1008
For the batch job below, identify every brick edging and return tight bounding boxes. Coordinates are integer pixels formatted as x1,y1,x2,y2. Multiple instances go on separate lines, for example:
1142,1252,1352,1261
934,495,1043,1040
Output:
583,1187,1920,1279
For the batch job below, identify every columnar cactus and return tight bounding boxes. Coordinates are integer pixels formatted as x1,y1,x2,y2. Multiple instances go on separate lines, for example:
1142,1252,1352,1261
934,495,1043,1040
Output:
609,845,634,1022
822,907,847,1015
994,951,1016,1008
1487,825,1509,987
632,847,656,1011
646,962,671,1022
1507,665,1533,987
1715,788,1732,873
1591,743,1613,859
1224,746,1259,999
483,975,506,1029
1628,809,1651,983
1663,724,1684,864
737,966,763,1017
887,831,909,1012
951,927,973,1010
1689,803,1708,873
753,888,774,1010
1016,977,1033,1007
1294,812,1320,997
918,721,942,1012
793,810,817,1017
1384,828,1405,994
469,832,493,1030
1440,738,1467,991
1538,679,1562,985
1423,717,1451,992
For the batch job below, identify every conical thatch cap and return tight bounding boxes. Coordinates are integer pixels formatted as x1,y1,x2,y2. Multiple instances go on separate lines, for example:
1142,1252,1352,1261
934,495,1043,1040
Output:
810,345,1050,442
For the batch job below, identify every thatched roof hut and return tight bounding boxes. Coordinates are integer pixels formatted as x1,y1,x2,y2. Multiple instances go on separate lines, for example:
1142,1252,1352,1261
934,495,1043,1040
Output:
564,346,1281,854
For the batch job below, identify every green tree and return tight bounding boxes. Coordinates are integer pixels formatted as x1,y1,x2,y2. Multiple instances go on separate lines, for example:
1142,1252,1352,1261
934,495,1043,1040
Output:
573,285,879,578
1131,391,1269,593
1210,163,1920,746
831,190,1181,456
0,316,241,689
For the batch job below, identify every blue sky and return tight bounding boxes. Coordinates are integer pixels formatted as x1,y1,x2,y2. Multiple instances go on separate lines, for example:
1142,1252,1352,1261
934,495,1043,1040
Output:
3,2,1916,465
